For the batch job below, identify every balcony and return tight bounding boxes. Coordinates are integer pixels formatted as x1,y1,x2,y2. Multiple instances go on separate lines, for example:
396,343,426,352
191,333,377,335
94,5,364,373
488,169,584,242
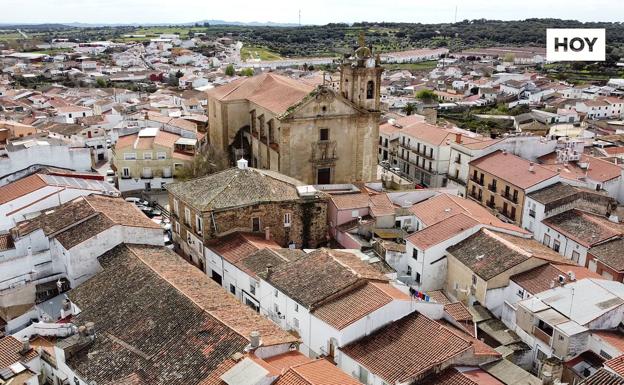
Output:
502,192,519,204
121,174,132,179
141,169,153,179
454,156,461,164
471,176,484,186
533,325,552,345
487,183,497,193
486,200,496,209
469,192,482,202
310,140,338,165
502,210,516,221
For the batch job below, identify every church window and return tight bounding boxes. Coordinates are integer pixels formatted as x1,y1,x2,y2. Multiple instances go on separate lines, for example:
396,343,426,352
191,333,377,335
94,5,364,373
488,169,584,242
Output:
366,80,374,99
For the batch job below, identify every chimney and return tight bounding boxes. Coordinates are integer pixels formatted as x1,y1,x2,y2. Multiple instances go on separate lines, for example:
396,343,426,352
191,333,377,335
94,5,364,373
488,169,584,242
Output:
249,331,261,349
20,339,31,355
529,162,535,173
455,133,462,144
502,149,507,155
237,158,248,170
264,226,271,241
265,264,273,277
78,325,87,337
85,322,95,336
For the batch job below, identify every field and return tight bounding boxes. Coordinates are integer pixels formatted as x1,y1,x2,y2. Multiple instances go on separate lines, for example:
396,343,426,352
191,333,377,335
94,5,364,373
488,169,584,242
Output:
240,45,283,61
383,61,438,71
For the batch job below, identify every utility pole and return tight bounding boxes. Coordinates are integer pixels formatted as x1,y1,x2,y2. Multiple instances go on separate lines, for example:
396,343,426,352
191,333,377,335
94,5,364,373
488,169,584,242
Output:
298,9,301,27
454,5,458,23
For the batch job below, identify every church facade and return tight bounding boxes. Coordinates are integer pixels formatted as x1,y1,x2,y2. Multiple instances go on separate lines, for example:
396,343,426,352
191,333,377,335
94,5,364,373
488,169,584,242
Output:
205,38,383,185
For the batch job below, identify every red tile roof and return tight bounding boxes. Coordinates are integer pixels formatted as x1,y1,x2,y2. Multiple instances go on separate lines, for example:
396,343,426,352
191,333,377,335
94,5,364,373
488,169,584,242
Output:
606,355,624,377
407,213,479,250
0,336,38,370
471,150,558,189
512,263,600,294
0,174,47,204
312,282,409,330
275,359,361,385
340,312,475,384
593,331,624,355
207,232,280,265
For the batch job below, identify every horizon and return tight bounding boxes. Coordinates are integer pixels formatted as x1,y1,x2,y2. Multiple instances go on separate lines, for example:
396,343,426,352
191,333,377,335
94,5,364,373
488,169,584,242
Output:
1,0,622,25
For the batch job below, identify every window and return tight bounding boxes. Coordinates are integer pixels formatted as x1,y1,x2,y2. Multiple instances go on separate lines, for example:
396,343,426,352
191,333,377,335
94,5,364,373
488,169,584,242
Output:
543,234,551,246
250,283,256,295
229,284,236,295
407,266,412,276
252,217,261,232
293,317,299,329
157,152,166,160
412,249,418,260
517,288,524,298
274,289,278,298
184,208,191,226
472,274,477,286
122,167,130,177
294,303,299,312
196,216,203,234
173,199,179,215
553,240,560,252
415,272,421,283
351,210,360,218
143,152,152,160
319,128,329,141
284,212,292,227
273,303,280,314
366,80,374,99
572,251,580,263
124,152,137,160
174,221,180,234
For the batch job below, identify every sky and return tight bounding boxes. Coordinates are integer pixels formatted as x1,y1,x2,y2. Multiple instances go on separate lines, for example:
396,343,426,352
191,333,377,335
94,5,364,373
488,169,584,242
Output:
1,0,623,25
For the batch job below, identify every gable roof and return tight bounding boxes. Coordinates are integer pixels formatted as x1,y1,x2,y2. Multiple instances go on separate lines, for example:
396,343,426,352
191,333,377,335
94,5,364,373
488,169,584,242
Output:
260,248,387,309
0,336,38,370
448,229,566,281
166,167,308,211
207,232,280,266
274,358,361,385
471,150,558,189
407,213,479,250
340,312,490,384
579,368,624,385
543,209,623,248
206,73,315,115
312,281,409,330
512,264,600,294
65,244,298,385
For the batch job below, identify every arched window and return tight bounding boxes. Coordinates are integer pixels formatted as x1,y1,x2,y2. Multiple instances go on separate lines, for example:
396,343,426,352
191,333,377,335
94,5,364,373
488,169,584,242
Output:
366,80,374,99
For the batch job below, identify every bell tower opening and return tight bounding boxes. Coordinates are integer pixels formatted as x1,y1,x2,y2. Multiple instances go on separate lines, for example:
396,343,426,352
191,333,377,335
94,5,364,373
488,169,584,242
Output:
339,31,383,111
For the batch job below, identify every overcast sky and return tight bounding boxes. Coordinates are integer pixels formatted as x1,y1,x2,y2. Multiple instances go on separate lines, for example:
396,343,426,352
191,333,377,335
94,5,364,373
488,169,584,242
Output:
1,0,622,25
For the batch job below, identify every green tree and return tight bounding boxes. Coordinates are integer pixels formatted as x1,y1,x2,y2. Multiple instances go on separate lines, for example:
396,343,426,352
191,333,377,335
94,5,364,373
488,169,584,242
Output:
96,77,107,88
415,89,438,102
225,64,235,76
402,103,417,116
240,68,254,77
174,145,229,181
502,53,515,63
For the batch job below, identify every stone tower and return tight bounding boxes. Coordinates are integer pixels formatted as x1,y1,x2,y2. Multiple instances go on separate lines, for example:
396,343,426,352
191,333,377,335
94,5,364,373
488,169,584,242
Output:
339,32,383,112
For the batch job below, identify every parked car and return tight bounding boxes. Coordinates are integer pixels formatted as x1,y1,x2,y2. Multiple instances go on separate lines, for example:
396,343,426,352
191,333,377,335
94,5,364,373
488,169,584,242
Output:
390,167,401,173
164,233,174,249
106,169,115,176
125,197,150,207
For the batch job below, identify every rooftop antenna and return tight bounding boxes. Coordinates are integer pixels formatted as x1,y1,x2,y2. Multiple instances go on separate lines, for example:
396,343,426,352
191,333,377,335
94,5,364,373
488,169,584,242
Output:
298,9,301,27
454,5,458,23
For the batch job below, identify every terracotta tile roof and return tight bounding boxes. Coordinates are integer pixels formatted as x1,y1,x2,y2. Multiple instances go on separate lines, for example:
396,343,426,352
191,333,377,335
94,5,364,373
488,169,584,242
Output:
153,130,182,148
207,232,280,266
0,173,47,204
590,239,624,272
0,336,38,370
368,193,395,217
263,351,311,372
527,182,580,205
14,195,160,243
579,368,624,385
340,312,475,384
606,355,624,377
407,213,479,250
445,302,473,322
261,248,388,309
167,167,309,211
427,290,451,305
312,282,409,330
329,192,370,210
240,248,306,279
146,112,197,132
540,154,622,183
206,73,315,115
408,193,528,235
129,244,298,347
593,331,624,354
471,150,558,189
543,209,623,248
448,229,545,281
420,367,503,385
512,263,600,294
275,359,361,385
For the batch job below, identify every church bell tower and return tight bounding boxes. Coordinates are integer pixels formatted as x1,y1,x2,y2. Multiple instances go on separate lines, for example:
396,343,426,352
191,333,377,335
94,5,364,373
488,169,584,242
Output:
339,32,383,111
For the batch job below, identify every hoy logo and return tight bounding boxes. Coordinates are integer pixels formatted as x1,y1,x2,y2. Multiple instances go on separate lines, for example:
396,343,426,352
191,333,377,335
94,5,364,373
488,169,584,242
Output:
547,29,605,61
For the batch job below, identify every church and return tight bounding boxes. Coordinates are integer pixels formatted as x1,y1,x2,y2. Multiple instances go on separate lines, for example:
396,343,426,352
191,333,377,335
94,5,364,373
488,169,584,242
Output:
205,36,384,185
